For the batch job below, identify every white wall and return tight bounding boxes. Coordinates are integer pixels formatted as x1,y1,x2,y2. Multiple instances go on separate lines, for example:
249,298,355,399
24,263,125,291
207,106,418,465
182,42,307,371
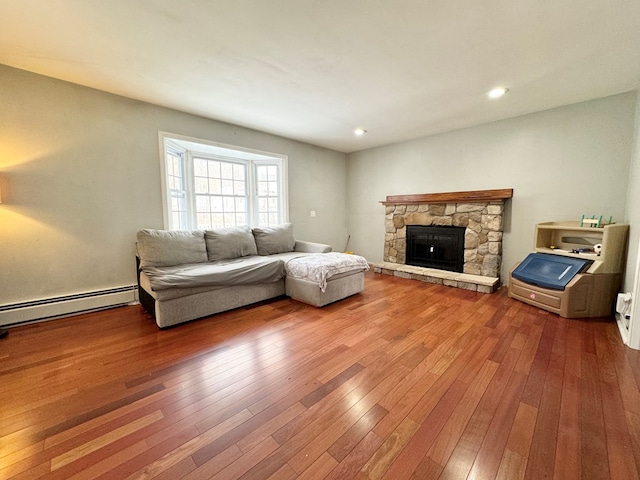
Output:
0,65,347,311
624,93,640,292
347,92,638,282
621,89,640,348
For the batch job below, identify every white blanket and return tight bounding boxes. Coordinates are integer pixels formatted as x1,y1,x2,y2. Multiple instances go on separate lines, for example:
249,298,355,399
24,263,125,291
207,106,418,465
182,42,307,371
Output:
285,252,369,292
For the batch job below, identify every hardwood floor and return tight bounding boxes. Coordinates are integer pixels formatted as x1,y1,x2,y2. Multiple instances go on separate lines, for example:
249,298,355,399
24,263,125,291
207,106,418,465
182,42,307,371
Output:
2,271,640,479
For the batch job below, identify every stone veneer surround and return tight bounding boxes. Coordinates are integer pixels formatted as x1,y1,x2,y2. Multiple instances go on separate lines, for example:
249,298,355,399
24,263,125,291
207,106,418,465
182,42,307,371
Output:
385,202,504,277
376,189,513,292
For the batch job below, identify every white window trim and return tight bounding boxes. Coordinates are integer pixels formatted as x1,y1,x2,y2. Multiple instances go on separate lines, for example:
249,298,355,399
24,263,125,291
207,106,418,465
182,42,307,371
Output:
163,142,187,230
158,132,289,230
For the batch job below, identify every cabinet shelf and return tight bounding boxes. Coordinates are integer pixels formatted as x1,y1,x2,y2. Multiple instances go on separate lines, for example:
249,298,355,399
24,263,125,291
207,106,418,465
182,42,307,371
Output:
534,248,598,260
534,221,628,274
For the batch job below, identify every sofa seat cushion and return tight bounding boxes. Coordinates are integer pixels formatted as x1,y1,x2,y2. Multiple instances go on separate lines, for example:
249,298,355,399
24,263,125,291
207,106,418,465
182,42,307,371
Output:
139,272,229,301
267,251,322,263
142,255,285,291
284,252,370,292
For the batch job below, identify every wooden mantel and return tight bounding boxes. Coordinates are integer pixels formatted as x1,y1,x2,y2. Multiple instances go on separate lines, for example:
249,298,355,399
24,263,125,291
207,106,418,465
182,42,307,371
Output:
380,188,513,205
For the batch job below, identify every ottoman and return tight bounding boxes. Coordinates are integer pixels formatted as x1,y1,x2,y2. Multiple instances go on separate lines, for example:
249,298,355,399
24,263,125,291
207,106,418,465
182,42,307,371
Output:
284,252,369,307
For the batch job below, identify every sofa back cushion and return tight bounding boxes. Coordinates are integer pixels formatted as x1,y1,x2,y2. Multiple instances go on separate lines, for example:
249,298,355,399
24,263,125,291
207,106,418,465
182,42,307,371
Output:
205,225,258,261
252,223,296,255
137,229,207,268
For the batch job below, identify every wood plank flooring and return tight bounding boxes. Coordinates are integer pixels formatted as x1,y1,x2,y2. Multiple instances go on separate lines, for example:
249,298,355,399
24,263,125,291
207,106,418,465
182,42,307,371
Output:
2,271,640,479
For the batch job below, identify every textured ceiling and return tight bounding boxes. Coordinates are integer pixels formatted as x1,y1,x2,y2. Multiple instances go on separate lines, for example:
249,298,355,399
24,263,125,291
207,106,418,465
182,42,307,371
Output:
1,0,639,153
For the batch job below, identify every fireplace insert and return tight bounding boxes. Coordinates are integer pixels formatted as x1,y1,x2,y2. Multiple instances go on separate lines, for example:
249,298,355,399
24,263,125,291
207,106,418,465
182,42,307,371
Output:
406,225,465,272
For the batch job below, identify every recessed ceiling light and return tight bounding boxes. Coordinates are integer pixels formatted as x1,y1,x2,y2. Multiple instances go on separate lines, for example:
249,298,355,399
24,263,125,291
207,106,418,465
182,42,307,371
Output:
487,87,509,99
354,128,367,136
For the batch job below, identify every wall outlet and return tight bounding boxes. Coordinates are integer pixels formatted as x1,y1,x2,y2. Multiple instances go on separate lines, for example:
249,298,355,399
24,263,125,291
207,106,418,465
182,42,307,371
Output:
310,210,316,217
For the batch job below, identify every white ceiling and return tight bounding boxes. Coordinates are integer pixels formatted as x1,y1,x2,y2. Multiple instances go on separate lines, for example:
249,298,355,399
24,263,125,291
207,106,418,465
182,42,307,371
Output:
1,1,640,153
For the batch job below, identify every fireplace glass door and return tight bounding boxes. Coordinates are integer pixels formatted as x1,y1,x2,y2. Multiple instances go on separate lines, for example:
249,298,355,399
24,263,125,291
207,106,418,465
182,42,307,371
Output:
406,225,465,272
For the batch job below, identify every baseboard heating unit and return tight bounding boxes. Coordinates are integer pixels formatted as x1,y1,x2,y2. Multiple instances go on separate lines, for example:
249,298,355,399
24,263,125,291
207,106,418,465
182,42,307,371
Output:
0,285,137,327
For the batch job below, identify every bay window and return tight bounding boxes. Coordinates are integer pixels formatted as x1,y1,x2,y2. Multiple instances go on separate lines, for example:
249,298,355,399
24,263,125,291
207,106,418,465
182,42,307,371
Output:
159,133,288,230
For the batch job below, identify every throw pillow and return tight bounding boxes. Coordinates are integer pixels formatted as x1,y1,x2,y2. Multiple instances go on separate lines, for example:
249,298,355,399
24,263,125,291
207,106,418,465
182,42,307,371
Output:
205,225,258,261
252,223,296,255
137,229,207,268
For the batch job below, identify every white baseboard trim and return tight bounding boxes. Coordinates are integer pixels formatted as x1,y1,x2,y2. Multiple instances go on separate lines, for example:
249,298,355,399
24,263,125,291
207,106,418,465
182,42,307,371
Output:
616,311,631,345
0,286,137,327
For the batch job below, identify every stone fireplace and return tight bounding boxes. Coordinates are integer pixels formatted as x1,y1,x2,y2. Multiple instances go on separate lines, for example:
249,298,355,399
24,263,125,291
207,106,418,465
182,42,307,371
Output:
372,189,513,293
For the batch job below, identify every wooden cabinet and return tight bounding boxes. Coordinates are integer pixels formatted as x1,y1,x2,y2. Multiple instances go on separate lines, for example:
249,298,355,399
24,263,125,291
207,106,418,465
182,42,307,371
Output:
509,221,629,318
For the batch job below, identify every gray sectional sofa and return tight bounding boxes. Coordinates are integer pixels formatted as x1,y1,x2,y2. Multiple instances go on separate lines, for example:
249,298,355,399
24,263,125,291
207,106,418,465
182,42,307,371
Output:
136,223,368,328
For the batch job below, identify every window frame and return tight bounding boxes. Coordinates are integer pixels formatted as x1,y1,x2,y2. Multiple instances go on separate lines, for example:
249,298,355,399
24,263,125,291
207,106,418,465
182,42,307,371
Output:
158,132,289,230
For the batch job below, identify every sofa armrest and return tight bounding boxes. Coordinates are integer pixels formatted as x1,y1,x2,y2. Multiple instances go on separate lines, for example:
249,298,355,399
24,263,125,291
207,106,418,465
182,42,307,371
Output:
294,240,332,253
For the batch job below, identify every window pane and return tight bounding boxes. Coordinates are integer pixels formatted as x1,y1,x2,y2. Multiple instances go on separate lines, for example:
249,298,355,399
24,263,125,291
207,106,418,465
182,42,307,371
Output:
165,151,187,230
259,213,269,226
210,179,222,195
234,180,246,196
221,162,233,179
233,164,245,181
258,181,268,196
209,161,221,178
197,213,211,228
168,156,182,177
211,196,223,212
257,166,268,181
195,177,208,194
223,196,235,212
267,165,278,181
172,212,181,229
194,159,247,228
236,213,246,225
268,197,278,212
222,179,234,195
194,158,208,177
268,182,278,196
171,176,182,190
211,213,224,227
196,195,210,212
